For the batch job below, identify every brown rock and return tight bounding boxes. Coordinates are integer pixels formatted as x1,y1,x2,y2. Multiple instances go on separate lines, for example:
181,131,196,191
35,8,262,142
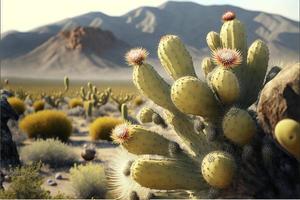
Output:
60,26,116,53
257,63,300,135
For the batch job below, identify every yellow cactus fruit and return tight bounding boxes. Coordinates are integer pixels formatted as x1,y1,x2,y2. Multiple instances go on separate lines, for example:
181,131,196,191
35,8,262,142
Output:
171,76,220,120
111,124,170,156
201,151,236,189
275,119,300,160
158,35,196,80
131,157,205,190
137,107,155,123
222,107,256,145
210,67,240,105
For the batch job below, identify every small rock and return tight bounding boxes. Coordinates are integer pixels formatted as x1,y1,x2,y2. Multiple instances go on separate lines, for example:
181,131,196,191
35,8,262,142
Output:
55,173,63,180
47,179,57,186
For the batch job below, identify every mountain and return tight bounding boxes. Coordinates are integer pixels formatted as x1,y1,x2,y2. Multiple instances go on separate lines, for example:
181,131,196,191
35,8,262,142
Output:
1,1,299,78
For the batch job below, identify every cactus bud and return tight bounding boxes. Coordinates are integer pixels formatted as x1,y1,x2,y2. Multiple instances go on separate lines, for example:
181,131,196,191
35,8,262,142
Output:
222,11,236,21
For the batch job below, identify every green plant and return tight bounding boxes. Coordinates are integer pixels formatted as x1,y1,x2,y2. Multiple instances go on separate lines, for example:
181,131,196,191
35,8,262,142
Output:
89,116,123,141
69,163,107,199
33,100,45,112
20,139,77,168
19,110,72,142
105,11,300,199
0,162,51,199
69,98,83,108
7,97,26,115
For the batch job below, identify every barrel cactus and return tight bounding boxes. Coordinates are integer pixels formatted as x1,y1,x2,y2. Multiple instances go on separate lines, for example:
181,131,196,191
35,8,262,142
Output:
106,11,300,199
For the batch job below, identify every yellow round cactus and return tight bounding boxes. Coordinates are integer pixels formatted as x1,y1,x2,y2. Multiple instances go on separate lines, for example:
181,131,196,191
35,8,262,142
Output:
7,97,26,115
275,118,300,160
89,117,123,141
19,110,72,142
69,98,83,108
201,151,236,189
33,100,45,112
222,107,256,145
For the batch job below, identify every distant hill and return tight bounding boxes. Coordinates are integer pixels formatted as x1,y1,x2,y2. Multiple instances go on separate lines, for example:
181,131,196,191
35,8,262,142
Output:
1,1,299,78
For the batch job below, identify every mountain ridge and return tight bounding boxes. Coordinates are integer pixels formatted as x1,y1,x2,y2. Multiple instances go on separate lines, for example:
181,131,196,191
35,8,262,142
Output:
1,1,299,78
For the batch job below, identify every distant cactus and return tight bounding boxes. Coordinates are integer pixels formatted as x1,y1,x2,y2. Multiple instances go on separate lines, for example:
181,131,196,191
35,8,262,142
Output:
111,92,134,111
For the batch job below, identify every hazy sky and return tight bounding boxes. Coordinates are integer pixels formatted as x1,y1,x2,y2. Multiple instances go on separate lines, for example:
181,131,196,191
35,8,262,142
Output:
1,0,299,33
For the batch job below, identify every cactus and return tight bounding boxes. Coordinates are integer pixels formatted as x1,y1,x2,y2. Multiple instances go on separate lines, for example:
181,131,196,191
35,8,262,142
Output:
171,76,220,120
275,119,300,160
106,11,300,199
201,57,216,77
206,31,222,51
158,35,196,80
64,76,69,93
131,157,205,190
201,151,236,189
111,92,134,111
137,107,155,123
222,107,256,145
210,67,240,105
112,123,170,156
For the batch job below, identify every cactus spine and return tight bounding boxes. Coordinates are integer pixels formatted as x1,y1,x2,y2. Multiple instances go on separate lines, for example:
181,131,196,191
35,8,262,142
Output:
275,119,300,160
158,35,196,80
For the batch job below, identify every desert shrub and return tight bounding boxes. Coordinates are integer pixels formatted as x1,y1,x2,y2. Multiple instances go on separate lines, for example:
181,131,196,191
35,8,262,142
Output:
69,98,83,108
0,162,51,199
7,97,26,115
19,110,72,142
33,100,45,112
133,95,145,107
89,117,123,141
69,163,107,199
20,139,77,168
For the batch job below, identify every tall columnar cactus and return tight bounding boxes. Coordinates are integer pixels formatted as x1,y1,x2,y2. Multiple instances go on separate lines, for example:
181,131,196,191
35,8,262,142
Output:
64,76,69,93
107,11,300,200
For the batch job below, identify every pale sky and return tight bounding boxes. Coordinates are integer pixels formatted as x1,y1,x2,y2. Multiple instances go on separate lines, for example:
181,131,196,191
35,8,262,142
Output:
1,0,299,33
